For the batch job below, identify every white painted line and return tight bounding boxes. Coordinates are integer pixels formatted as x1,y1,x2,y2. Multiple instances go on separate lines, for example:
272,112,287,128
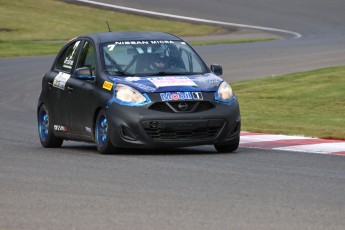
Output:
240,132,345,156
275,143,345,154
72,0,302,39
240,134,311,144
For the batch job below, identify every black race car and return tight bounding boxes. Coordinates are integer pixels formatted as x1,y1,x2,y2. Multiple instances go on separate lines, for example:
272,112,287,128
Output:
37,32,240,154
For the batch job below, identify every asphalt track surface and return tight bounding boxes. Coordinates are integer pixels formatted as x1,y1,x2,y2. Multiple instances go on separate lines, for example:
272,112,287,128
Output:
92,0,345,81
1,0,345,229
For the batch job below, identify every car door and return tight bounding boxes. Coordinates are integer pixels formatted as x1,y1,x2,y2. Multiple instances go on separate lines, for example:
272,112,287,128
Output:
63,40,97,136
45,40,82,132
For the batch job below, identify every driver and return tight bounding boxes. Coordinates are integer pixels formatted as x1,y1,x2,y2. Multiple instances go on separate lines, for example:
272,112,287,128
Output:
150,53,167,71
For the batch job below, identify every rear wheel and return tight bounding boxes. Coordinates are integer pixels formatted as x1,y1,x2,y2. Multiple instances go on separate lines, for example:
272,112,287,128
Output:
214,135,240,153
95,109,116,154
37,104,63,148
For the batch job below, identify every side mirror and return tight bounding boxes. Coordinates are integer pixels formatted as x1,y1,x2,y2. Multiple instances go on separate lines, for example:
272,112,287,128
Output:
75,67,95,81
210,64,223,76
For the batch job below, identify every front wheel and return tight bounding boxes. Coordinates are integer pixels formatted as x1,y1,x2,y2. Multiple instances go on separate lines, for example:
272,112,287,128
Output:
214,136,240,153
37,104,63,148
95,109,116,154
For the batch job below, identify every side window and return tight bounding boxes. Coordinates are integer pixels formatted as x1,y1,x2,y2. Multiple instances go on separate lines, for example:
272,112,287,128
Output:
55,40,82,74
76,41,96,75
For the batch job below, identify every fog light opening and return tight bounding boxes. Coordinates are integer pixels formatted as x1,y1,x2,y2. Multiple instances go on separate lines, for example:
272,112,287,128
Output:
227,121,241,138
120,125,137,141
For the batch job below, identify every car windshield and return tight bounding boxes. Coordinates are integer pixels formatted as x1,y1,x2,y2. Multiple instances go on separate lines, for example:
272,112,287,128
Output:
101,40,208,76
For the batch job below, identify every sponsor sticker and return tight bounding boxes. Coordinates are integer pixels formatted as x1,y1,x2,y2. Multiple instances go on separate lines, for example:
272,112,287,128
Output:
124,77,142,82
160,92,203,101
131,83,156,93
53,72,70,90
148,77,197,88
107,41,175,51
103,81,113,91
193,74,222,84
54,125,68,132
85,127,92,133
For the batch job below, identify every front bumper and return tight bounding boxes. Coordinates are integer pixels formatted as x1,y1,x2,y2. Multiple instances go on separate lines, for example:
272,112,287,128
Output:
106,95,240,149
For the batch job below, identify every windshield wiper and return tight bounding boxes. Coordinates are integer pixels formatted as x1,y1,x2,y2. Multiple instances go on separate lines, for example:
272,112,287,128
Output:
148,72,193,76
112,70,135,76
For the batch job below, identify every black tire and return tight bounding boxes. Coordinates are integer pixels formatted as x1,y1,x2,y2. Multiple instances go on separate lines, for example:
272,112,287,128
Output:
214,135,240,153
37,104,63,148
95,109,116,154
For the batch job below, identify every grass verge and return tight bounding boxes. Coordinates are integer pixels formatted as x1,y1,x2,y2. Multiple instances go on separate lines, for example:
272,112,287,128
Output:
0,41,65,57
0,0,279,57
0,0,219,57
233,66,345,140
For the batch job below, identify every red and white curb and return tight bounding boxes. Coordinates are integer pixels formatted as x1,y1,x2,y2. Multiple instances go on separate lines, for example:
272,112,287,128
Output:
240,132,345,156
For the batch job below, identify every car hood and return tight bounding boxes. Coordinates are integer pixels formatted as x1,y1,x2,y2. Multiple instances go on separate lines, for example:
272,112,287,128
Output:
108,73,223,93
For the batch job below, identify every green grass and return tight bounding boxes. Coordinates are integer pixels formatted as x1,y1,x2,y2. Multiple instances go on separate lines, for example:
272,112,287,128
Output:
233,66,345,139
0,0,220,57
0,0,279,57
0,41,65,57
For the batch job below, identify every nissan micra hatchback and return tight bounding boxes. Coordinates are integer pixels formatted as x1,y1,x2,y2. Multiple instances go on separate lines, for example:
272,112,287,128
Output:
37,32,240,154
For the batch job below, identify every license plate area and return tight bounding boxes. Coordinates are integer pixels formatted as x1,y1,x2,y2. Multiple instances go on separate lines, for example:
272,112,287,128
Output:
142,119,224,130
142,119,225,141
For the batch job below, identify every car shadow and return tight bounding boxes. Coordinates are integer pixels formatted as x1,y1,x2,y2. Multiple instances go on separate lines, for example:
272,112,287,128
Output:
60,142,240,156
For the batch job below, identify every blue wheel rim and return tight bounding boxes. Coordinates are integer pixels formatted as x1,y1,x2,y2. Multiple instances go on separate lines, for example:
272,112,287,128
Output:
38,107,49,142
96,114,108,148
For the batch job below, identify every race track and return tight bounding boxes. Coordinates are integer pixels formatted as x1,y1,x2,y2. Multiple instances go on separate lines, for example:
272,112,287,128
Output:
1,0,345,229
93,0,345,81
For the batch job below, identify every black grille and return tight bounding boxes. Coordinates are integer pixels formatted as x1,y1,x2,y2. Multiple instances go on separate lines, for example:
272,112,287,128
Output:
142,119,224,141
148,102,172,113
149,101,214,113
144,127,220,141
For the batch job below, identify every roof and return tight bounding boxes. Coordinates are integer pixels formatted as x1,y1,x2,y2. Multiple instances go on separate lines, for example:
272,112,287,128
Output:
80,31,183,43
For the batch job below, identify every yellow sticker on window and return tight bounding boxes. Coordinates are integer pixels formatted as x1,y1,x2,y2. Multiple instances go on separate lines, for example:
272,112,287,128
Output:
103,81,113,91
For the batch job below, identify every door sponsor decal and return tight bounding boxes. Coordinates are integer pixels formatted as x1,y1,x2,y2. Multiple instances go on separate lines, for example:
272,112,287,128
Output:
54,125,68,132
53,72,71,90
103,81,113,91
160,92,203,101
85,127,92,133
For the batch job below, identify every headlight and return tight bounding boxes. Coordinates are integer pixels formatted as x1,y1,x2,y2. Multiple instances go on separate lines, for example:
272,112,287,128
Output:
217,81,233,101
116,84,147,104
